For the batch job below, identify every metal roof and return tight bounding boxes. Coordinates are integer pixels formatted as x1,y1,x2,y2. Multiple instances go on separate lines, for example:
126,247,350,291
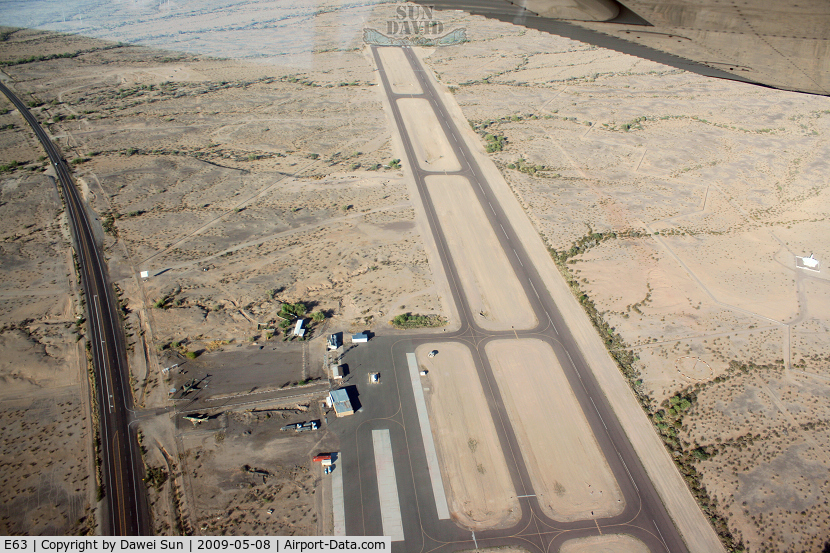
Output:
329,388,353,415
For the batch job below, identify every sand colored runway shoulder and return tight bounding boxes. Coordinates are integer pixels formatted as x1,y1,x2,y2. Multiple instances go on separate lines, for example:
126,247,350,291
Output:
397,98,461,172
559,534,650,553
425,175,536,330
378,48,423,95
486,338,624,521
417,342,520,530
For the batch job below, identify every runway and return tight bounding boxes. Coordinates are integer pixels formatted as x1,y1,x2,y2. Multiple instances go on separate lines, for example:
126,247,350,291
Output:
327,46,702,553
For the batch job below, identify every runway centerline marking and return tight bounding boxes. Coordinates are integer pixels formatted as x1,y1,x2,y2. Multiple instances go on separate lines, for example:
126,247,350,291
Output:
546,311,559,335
514,249,524,267
529,279,540,299
590,397,608,430
618,451,638,491
654,519,670,552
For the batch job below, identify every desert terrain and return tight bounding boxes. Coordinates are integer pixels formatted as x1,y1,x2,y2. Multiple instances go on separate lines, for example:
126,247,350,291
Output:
419,12,830,552
559,534,649,553
415,342,520,530
0,9,447,533
1,0,828,548
0,89,93,533
486,339,624,521
424,175,536,331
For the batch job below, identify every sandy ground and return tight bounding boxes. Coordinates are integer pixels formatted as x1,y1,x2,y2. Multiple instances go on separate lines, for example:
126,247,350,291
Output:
0,14,443,535
0,26,452,414
378,48,423,96
415,342,520,530
412,14,830,548
485,339,623,521
424,175,536,331
143,395,338,536
559,534,650,553
397,98,461,172
414,43,724,551
2,0,828,546
0,100,93,533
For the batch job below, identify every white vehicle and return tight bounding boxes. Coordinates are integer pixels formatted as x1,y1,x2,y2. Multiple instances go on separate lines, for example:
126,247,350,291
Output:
428,350,438,358
420,370,428,376
370,372,380,383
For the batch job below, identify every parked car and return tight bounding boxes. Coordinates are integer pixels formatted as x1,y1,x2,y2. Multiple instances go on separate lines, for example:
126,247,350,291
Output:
428,350,438,358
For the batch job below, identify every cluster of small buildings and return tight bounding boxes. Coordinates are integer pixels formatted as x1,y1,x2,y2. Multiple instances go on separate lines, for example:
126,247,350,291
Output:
324,331,371,417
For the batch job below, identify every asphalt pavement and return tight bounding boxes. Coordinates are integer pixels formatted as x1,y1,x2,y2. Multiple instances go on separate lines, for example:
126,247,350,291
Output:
0,81,149,535
323,46,693,553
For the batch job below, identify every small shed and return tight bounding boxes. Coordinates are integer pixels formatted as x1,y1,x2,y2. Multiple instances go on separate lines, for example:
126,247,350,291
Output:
329,389,354,417
330,364,344,380
293,319,306,337
351,332,368,343
327,333,342,350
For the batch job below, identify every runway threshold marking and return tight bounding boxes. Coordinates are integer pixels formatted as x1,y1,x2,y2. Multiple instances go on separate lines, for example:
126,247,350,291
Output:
406,353,451,519
331,455,346,536
372,429,406,541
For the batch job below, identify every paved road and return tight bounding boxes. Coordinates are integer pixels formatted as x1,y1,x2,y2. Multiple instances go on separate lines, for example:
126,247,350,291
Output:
0,82,149,535
326,46,694,553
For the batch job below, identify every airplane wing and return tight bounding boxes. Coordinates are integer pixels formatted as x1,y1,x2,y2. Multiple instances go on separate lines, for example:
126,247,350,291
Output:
414,0,830,95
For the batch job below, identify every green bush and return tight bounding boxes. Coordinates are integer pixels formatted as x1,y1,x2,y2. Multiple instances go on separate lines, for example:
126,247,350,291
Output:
391,312,447,329
484,134,506,152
